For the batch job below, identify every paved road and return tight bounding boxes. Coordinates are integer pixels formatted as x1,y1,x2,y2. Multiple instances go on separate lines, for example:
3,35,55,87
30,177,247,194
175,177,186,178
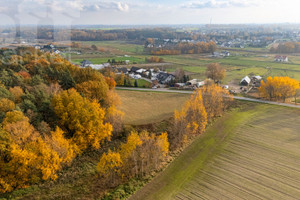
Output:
116,87,300,109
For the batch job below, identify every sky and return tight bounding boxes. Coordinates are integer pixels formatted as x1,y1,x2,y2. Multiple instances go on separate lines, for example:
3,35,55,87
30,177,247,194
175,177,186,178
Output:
0,0,299,25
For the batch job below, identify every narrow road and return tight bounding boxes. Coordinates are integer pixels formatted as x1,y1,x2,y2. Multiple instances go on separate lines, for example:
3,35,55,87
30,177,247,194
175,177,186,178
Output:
116,87,300,109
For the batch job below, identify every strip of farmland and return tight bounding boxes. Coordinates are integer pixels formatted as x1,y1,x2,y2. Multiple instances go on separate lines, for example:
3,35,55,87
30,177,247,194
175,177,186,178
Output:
130,103,300,200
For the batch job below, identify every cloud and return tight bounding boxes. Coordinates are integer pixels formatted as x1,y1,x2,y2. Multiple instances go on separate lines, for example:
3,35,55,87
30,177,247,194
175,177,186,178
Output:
182,0,259,9
83,2,129,12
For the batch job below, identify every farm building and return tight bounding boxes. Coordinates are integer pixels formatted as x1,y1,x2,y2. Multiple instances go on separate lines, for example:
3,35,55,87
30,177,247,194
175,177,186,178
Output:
274,55,288,62
240,76,251,86
186,79,205,88
156,72,175,84
186,79,198,86
252,75,262,81
251,75,262,87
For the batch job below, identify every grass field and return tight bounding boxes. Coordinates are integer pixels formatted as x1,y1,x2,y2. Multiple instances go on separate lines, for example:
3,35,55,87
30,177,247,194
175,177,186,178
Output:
63,40,300,84
116,90,189,125
159,53,300,83
71,56,145,65
130,103,300,200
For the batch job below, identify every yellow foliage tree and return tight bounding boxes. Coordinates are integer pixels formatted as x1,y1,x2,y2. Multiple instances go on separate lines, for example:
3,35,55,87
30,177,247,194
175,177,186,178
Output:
75,80,109,104
156,132,169,157
45,127,77,165
259,76,300,102
0,98,15,113
0,112,63,192
97,150,123,176
26,138,61,180
171,90,207,149
202,84,233,122
97,130,170,182
119,131,143,159
9,86,24,104
2,111,38,147
52,88,113,151
183,90,207,135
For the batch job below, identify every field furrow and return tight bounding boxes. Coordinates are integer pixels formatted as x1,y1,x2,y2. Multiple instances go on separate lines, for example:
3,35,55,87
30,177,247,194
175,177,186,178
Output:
130,104,300,200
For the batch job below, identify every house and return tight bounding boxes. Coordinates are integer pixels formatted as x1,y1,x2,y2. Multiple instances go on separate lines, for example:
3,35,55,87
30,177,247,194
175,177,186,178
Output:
274,55,288,62
81,60,93,68
41,44,55,52
186,79,198,86
129,73,141,79
130,66,141,73
116,67,128,74
252,75,262,87
103,63,111,67
186,79,205,88
175,83,186,87
223,51,230,57
136,68,146,74
240,76,251,86
89,64,105,70
196,81,205,87
156,72,175,84
252,75,262,82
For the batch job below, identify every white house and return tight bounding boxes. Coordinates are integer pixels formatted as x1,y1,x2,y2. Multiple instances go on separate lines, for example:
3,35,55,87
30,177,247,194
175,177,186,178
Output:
274,55,288,62
240,76,251,86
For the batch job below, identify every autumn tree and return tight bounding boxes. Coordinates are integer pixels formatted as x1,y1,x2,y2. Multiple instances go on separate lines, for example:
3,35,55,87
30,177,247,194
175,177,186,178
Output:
9,86,24,104
52,88,112,151
115,72,125,86
45,127,77,165
91,44,98,51
259,76,300,102
0,98,15,115
171,90,207,149
97,150,123,185
202,84,233,122
0,111,62,193
75,80,109,105
206,63,226,84
97,131,170,183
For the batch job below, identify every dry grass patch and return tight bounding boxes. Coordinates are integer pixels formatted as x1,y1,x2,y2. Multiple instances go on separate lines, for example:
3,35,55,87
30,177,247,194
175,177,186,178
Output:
116,90,190,125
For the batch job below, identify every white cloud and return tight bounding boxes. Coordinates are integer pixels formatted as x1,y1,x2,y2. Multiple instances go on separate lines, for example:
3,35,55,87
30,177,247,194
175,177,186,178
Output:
83,1,129,12
182,0,259,9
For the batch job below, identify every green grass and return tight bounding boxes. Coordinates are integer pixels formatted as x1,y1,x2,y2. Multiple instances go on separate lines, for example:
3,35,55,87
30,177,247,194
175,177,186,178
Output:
80,41,144,54
130,103,300,200
71,56,145,65
159,53,300,83
64,41,300,84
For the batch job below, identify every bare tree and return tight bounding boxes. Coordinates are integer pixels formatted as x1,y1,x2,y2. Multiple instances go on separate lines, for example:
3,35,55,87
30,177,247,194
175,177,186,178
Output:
206,63,226,84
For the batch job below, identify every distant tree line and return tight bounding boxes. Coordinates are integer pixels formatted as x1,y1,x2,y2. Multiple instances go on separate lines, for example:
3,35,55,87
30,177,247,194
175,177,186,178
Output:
150,41,217,55
270,42,300,53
